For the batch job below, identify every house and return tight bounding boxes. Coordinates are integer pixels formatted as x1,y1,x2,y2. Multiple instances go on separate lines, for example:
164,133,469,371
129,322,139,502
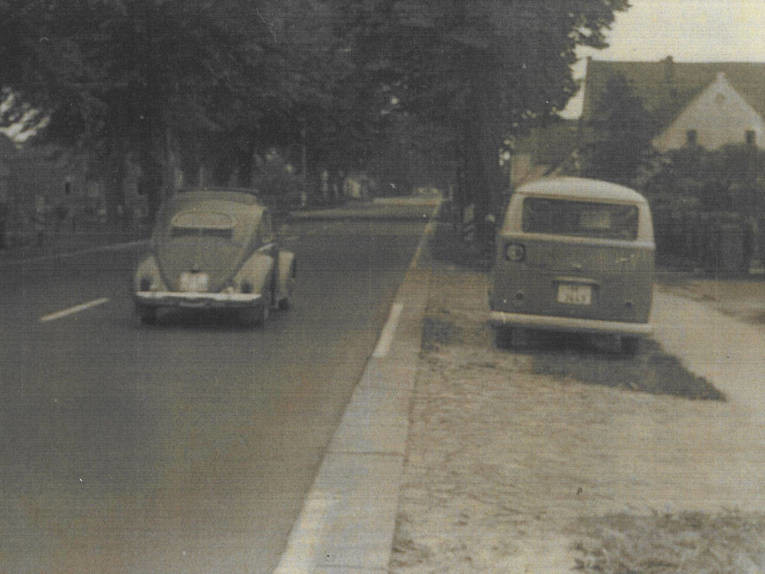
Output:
581,56,765,151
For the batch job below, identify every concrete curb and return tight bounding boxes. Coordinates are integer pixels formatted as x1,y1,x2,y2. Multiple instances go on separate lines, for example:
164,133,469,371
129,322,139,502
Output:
274,206,438,573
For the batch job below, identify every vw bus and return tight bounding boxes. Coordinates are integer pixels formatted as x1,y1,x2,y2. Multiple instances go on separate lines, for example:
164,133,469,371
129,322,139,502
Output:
488,177,654,353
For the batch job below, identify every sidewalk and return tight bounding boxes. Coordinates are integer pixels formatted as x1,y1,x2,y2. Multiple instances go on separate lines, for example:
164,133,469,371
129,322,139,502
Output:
385,227,765,572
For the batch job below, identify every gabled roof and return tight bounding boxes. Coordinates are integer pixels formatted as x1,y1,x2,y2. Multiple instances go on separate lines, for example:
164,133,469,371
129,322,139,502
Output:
581,58,765,125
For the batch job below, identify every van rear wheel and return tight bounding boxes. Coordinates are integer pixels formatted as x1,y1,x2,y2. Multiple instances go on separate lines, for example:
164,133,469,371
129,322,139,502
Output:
137,304,157,325
494,326,514,349
620,336,640,355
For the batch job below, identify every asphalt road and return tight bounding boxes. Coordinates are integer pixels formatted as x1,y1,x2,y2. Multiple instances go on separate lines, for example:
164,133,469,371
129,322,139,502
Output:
0,209,428,573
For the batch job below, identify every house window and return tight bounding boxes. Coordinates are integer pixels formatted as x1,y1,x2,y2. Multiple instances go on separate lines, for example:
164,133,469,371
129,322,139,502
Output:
686,129,698,147
746,130,756,145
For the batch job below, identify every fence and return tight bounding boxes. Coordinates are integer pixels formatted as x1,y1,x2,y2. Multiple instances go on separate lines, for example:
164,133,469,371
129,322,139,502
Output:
652,208,760,274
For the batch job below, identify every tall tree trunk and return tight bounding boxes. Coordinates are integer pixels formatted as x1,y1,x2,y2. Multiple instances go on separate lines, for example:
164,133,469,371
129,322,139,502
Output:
462,51,504,246
104,148,126,226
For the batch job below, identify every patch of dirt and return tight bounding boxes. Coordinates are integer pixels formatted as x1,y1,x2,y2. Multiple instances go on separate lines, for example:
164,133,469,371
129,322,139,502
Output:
421,316,460,352
527,335,724,401
572,510,765,573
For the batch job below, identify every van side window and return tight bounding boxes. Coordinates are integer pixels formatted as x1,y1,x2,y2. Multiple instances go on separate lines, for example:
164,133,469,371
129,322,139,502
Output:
522,197,638,240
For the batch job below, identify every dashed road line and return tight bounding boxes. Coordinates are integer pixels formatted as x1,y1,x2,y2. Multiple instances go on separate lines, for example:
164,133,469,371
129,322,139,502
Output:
40,297,110,323
372,302,404,358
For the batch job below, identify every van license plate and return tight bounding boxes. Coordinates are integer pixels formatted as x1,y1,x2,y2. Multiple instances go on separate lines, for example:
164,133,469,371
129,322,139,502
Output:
180,272,209,292
557,284,592,305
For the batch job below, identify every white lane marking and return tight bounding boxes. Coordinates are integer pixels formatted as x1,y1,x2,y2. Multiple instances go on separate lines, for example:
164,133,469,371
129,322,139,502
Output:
372,302,404,358
40,297,110,323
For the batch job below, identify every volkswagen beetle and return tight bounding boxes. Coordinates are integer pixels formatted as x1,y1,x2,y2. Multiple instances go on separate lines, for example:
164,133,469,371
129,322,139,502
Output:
488,177,654,354
133,188,296,326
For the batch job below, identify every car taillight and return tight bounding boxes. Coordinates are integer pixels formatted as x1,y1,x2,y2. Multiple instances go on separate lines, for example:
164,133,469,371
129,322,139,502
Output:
505,242,525,262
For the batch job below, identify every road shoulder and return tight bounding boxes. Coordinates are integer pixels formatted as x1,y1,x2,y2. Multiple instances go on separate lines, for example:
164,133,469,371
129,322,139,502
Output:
389,256,765,571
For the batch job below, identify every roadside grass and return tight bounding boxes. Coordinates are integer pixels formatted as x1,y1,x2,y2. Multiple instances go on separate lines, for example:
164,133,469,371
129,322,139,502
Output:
526,334,724,401
573,510,765,573
422,311,723,400
421,315,461,352
427,219,491,271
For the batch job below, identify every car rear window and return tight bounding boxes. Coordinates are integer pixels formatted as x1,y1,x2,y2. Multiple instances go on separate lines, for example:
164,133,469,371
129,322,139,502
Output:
521,197,639,240
170,211,234,239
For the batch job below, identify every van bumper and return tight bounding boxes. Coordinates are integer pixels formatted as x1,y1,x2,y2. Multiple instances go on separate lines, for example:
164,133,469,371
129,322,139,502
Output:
488,311,653,337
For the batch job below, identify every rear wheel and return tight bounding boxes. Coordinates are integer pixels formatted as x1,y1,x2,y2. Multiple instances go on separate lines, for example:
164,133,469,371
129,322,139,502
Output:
136,304,157,325
278,261,296,311
240,284,271,327
493,326,514,349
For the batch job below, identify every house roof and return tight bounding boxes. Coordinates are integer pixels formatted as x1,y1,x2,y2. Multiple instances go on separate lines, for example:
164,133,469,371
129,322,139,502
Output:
581,58,765,125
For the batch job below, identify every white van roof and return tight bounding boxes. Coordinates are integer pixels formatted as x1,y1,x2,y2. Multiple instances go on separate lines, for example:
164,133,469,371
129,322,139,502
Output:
516,177,647,204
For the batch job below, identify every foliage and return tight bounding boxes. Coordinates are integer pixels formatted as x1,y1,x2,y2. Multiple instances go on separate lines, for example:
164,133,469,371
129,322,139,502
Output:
0,0,631,227
329,0,631,236
582,72,656,185
0,0,356,217
643,144,764,215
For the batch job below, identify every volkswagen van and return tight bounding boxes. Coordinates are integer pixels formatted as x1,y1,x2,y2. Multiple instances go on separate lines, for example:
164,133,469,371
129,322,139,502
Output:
133,188,296,327
488,177,654,353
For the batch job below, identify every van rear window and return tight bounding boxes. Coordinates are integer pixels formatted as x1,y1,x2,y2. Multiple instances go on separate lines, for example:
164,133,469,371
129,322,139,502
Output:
522,197,639,240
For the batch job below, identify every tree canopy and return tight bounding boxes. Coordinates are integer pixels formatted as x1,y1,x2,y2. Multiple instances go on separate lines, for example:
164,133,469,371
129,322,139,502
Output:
583,72,655,185
0,0,631,228
330,0,631,234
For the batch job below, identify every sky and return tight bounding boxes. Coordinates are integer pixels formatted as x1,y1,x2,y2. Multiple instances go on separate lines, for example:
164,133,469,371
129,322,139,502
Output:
562,0,765,117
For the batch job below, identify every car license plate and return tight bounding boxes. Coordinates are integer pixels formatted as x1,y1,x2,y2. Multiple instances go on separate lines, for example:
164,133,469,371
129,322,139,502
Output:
180,272,209,292
557,283,592,305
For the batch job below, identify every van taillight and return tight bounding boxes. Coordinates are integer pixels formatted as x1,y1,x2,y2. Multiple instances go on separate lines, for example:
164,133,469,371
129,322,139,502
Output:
505,242,525,262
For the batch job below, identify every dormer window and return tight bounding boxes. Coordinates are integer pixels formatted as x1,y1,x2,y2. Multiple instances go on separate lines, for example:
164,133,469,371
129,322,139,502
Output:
686,129,698,147
746,130,756,146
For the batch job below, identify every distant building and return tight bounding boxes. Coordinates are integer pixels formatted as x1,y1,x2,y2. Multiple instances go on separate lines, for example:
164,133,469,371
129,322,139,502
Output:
582,56,765,151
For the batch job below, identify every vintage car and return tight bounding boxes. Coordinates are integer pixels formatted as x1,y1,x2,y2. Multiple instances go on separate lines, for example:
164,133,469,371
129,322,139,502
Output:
488,177,655,354
133,188,296,326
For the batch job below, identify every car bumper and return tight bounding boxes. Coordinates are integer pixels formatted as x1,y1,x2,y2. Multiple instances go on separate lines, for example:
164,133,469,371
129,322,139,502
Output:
134,291,263,309
488,310,653,337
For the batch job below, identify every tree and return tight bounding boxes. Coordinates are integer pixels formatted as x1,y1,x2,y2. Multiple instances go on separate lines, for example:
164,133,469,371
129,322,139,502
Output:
330,0,631,240
0,0,282,220
583,72,655,185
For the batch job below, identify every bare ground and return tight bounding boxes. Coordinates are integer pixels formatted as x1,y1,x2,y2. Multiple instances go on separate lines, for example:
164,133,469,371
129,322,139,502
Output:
389,265,765,573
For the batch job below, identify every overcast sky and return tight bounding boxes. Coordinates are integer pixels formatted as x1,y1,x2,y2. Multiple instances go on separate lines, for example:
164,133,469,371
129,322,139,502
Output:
562,0,765,117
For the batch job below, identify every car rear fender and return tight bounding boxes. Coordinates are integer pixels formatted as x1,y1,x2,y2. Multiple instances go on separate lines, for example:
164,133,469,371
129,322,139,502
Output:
233,252,274,297
277,250,296,302
134,255,168,291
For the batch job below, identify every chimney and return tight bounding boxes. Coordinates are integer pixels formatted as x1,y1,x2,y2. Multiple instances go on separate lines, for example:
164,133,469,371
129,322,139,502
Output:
663,55,677,107
663,55,674,83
